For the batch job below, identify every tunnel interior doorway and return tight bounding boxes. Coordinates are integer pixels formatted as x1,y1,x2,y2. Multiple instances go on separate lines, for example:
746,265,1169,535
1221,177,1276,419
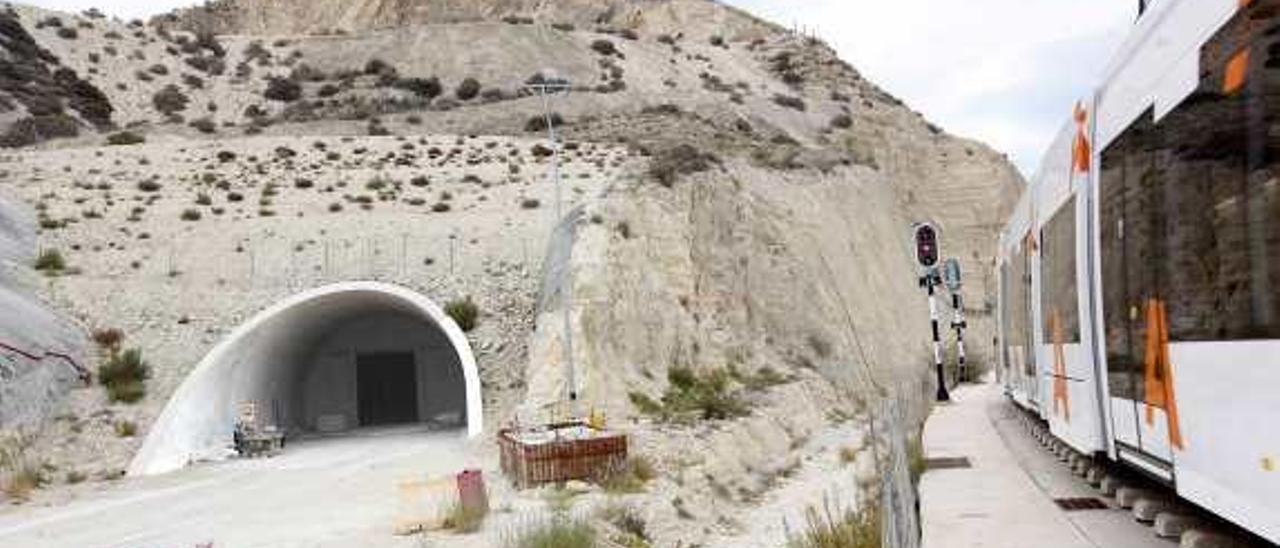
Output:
357,352,419,426
128,283,484,476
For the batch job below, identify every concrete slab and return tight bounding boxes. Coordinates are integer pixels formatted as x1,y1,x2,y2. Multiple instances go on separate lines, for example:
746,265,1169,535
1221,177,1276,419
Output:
1134,497,1176,523
920,382,1171,548
1155,512,1203,539
1181,529,1256,548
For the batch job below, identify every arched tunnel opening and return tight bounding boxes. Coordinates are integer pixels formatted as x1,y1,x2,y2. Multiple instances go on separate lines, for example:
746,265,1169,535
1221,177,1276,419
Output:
129,282,482,476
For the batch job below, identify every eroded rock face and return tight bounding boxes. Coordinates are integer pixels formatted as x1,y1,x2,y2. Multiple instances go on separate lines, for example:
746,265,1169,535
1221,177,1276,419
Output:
0,7,112,147
0,192,86,431
164,0,774,38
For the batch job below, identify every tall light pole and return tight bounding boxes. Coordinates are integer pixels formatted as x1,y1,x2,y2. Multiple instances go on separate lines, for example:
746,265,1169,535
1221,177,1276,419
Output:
524,79,579,405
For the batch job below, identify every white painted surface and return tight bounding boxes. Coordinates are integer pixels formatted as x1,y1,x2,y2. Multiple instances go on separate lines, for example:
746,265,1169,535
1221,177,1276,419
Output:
1171,341,1280,545
128,282,482,476
1095,0,1238,148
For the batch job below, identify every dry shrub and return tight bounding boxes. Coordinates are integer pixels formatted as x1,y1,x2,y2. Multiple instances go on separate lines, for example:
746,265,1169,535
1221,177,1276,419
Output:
445,298,479,332
648,144,714,187
786,497,880,548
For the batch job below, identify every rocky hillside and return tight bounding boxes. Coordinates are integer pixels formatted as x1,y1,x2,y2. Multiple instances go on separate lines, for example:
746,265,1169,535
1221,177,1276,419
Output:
165,0,775,38
0,1,1021,545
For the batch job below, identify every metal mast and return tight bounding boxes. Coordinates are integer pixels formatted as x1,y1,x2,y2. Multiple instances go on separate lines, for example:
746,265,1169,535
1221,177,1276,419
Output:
524,80,578,405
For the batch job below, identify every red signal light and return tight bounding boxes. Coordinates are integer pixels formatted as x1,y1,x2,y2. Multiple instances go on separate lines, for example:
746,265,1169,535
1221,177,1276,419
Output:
915,223,940,268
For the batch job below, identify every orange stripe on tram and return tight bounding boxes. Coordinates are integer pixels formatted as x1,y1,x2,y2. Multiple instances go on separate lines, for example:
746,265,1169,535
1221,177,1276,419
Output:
1051,309,1070,421
1143,299,1184,450
1223,48,1250,95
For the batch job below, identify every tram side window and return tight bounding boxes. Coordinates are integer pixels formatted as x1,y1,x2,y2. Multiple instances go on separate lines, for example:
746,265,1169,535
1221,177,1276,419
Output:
1007,243,1033,377
1101,8,1280,404
1040,198,1080,344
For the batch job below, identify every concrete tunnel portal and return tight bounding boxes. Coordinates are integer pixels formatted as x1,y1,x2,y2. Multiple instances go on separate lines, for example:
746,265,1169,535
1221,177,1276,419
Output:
128,282,482,476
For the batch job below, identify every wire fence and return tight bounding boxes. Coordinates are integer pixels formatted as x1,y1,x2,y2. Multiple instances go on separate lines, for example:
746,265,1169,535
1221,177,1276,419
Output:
877,382,924,548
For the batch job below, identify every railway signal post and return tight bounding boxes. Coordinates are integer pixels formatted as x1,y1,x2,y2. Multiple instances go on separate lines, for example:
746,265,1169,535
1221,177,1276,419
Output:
914,223,950,402
943,258,967,384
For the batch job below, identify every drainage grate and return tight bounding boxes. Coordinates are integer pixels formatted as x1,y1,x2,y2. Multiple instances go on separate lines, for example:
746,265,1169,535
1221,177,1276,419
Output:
924,457,972,470
1054,497,1109,511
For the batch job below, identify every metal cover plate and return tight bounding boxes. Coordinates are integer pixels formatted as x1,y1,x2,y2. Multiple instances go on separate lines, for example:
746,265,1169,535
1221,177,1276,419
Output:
925,457,972,470
1054,497,1109,511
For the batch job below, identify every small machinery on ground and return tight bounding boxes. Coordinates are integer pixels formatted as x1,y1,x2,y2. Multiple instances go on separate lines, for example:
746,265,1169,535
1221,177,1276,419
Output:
232,402,285,458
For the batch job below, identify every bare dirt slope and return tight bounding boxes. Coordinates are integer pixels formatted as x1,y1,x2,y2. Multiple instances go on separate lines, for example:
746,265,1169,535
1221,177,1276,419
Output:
0,1,1021,545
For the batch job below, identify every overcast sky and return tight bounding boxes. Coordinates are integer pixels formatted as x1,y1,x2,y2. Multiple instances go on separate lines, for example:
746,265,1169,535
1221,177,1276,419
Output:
28,0,1137,175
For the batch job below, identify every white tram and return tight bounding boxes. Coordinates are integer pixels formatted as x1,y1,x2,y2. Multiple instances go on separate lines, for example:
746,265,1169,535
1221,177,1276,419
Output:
997,0,1280,543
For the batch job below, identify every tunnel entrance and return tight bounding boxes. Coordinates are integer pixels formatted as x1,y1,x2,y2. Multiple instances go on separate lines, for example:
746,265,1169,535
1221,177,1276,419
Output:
128,282,483,476
357,352,419,426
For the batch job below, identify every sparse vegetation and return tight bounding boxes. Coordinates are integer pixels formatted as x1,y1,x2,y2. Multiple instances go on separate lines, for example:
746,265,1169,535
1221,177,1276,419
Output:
445,297,480,332
648,144,715,187
264,77,302,102
1,433,45,502
520,198,541,209
590,39,617,56
33,249,65,273
505,513,596,548
772,94,807,111
392,76,442,99
152,84,189,115
786,497,880,548
600,503,650,547
456,77,481,101
633,366,750,422
114,420,137,438
525,113,564,133
599,455,656,493
180,209,202,221
442,500,488,533
106,131,145,145
189,117,217,134
98,348,150,404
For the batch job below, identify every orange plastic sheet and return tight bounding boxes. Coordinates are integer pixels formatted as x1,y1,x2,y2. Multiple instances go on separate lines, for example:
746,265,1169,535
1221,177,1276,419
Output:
1143,299,1185,450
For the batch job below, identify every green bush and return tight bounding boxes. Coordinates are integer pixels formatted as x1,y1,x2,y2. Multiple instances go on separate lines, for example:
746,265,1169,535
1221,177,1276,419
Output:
98,348,150,404
445,298,479,332
33,249,65,272
264,77,302,102
106,131,145,145
152,84,189,115
506,514,596,548
648,144,714,187
456,77,481,101
786,498,880,548
114,420,137,437
180,209,202,221
633,367,750,421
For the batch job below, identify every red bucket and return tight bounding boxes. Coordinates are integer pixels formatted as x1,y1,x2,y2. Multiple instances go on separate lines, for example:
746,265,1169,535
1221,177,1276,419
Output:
455,469,488,514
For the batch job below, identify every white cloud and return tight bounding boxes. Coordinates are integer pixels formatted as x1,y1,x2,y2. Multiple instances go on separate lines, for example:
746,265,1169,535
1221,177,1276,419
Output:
24,0,197,20
27,0,1135,175
725,0,1134,175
